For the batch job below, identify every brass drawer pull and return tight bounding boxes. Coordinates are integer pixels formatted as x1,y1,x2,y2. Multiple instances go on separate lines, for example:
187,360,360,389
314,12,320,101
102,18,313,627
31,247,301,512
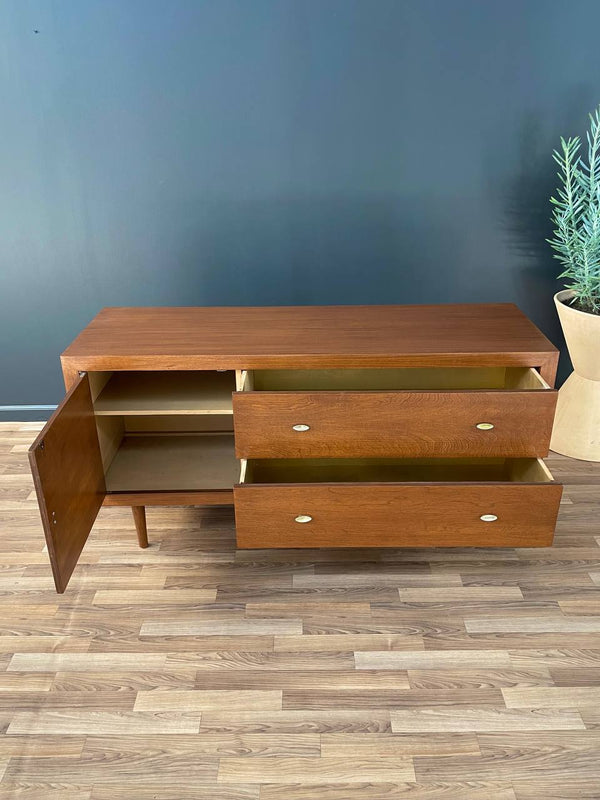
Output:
476,422,494,430
292,424,310,432
480,514,498,522
295,515,312,523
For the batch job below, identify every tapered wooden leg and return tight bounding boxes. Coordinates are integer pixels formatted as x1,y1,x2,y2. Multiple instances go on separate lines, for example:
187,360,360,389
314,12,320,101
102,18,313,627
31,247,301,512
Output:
132,506,148,548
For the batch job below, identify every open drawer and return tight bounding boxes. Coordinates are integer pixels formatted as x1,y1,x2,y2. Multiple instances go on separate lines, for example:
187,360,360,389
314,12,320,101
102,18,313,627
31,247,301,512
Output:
234,457,563,548
233,367,557,459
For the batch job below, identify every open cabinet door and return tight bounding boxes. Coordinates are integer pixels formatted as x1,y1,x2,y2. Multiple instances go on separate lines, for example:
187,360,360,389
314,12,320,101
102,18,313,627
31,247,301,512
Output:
29,374,106,593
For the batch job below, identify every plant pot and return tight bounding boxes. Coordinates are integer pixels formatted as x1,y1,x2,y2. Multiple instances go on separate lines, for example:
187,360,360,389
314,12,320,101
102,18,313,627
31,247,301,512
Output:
550,289,600,461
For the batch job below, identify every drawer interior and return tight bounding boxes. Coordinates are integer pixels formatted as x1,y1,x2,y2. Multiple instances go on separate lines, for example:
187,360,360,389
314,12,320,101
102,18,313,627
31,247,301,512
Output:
87,371,238,492
241,457,554,484
242,367,550,392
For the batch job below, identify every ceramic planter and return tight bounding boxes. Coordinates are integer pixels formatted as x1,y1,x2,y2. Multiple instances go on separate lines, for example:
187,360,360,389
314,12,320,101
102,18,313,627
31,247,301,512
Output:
550,289,600,461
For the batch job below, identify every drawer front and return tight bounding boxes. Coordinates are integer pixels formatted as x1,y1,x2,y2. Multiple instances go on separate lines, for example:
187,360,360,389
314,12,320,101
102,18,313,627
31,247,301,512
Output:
234,483,562,548
233,391,557,458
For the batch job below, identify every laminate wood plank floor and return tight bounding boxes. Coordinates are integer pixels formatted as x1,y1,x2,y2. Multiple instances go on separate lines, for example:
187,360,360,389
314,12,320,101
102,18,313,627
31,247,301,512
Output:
0,422,598,798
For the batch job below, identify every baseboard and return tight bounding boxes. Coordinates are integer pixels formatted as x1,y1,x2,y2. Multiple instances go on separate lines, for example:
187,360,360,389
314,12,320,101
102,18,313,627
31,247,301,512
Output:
0,406,56,422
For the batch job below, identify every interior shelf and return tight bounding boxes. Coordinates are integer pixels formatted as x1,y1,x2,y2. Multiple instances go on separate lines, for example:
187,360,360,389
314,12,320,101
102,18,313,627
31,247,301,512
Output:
104,433,238,491
94,371,235,416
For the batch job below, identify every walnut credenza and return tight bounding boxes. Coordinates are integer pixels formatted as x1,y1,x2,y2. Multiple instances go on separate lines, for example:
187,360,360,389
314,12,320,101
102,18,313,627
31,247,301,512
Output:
29,304,562,593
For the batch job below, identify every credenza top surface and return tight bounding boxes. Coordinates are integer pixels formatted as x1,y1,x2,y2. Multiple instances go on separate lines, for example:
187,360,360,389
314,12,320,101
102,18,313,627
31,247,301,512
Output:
61,304,558,371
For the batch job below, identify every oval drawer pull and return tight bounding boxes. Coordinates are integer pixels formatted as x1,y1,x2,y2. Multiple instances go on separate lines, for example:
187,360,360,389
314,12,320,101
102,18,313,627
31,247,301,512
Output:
480,514,498,522
295,515,313,523
476,422,494,430
292,424,310,432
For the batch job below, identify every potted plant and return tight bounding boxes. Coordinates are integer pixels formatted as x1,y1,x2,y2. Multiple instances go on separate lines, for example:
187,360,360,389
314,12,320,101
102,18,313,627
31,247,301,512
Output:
548,106,600,460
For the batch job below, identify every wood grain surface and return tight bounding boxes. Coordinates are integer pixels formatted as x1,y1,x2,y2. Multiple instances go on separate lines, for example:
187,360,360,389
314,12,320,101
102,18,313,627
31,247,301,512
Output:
234,482,562,548
28,377,106,593
60,305,559,384
4,421,600,798
233,389,557,458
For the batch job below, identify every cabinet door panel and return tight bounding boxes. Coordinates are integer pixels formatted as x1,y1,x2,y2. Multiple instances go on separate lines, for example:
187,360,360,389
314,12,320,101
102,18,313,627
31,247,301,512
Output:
29,374,105,592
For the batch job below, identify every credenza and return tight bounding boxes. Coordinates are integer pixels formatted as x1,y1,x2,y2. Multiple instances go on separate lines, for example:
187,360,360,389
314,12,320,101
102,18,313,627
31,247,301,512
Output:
29,304,563,593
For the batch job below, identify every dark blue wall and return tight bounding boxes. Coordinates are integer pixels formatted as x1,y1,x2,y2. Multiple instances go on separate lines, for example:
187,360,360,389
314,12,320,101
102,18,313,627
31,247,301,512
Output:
2,0,598,411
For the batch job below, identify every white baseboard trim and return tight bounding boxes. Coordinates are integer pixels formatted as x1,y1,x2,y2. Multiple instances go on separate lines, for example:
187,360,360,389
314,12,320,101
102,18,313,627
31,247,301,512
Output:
0,405,58,411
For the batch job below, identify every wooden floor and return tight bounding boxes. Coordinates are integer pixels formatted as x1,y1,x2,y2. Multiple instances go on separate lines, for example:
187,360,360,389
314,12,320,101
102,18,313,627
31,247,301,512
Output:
0,421,599,799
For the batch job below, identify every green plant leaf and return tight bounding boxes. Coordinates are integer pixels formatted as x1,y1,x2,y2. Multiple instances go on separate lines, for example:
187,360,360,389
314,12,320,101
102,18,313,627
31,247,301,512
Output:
549,107,600,313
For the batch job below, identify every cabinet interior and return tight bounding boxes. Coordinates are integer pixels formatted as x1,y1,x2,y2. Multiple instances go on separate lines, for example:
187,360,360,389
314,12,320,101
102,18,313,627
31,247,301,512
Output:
89,371,237,492
92,370,235,415
85,369,553,492
241,457,554,485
